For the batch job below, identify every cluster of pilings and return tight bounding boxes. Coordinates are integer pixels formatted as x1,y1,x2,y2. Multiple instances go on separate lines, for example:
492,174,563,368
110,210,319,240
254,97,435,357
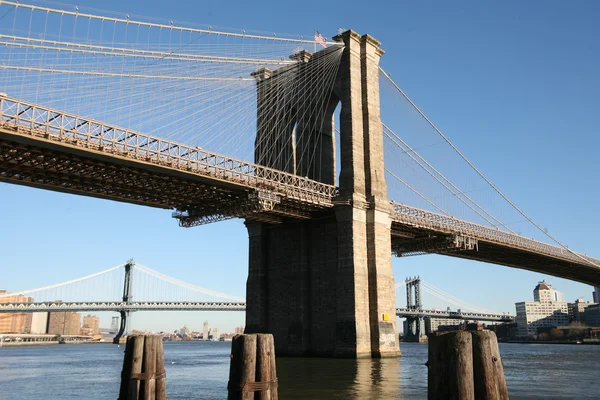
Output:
118,330,508,399
118,334,278,400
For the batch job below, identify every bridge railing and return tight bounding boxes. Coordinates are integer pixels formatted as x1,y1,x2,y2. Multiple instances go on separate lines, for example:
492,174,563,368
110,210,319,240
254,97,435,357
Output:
395,307,514,321
0,301,247,312
391,202,599,267
0,96,337,207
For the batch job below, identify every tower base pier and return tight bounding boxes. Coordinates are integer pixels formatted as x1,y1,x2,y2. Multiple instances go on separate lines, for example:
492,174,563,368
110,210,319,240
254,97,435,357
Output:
245,209,400,358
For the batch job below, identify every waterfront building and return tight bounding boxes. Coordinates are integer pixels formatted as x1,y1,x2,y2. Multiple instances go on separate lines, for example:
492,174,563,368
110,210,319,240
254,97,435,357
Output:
568,298,596,324
82,315,100,335
584,304,600,327
29,312,49,334
515,281,569,337
0,290,33,333
47,311,81,335
424,317,462,335
211,328,219,341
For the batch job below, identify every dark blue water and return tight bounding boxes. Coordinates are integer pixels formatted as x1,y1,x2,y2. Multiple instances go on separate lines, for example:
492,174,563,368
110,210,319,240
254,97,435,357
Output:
0,342,598,399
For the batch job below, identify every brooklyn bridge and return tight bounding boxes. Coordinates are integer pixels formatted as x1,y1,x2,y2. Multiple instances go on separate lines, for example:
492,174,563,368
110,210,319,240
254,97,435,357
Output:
0,0,598,358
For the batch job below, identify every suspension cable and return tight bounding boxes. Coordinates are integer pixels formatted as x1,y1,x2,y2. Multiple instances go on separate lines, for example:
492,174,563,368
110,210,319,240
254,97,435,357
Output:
380,67,600,269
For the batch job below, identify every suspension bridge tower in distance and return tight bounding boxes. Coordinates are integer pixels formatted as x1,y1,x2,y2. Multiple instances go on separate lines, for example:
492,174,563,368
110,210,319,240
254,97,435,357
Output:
245,30,400,358
403,277,424,342
113,260,135,344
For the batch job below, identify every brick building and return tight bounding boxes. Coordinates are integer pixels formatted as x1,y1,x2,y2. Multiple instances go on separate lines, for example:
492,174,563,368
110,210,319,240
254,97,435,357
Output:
0,290,33,333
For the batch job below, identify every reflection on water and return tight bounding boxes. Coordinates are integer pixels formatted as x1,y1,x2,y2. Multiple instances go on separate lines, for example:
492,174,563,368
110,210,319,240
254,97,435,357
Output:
278,357,403,399
0,341,598,399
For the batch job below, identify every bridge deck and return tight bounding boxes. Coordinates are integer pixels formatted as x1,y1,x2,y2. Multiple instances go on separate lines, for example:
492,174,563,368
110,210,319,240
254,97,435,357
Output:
395,307,514,323
0,301,247,313
1,95,599,285
0,96,336,225
391,203,600,286
0,302,511,323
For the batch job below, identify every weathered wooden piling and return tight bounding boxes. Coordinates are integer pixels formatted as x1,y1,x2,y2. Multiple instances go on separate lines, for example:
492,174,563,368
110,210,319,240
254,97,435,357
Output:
119,335,167,400
428,330,508,400
471,331,508,400
228,333,278,400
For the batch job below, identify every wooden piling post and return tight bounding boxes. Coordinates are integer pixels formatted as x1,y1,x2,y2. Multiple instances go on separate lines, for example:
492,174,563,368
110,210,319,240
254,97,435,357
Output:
119,334,167,400
428,330,508,400
256,333,278,400
155,336,167,400
472,331,509,400
228,333,278,400
428,331,474,400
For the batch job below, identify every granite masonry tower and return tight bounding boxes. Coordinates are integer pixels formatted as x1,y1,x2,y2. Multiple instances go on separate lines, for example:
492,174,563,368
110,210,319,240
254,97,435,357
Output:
245,30,400,358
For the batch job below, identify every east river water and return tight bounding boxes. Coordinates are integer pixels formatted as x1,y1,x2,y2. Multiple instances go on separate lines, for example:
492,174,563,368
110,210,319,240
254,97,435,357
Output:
0,342,598,399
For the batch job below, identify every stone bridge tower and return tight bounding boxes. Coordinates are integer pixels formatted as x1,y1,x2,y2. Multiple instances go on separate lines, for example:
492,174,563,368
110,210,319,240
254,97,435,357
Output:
245,30,399,358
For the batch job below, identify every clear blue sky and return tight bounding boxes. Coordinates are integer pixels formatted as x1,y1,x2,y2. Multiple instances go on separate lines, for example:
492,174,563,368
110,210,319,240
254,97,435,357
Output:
1,1,599,333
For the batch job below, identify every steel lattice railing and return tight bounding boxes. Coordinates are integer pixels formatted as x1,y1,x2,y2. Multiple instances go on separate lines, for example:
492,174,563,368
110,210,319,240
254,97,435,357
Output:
0,301,247,312
395,307,514,322
0,95,337,207
391,202,599,266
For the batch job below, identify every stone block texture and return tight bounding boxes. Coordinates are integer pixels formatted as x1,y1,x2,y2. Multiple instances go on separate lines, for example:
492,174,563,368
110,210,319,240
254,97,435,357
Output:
246,30,400,358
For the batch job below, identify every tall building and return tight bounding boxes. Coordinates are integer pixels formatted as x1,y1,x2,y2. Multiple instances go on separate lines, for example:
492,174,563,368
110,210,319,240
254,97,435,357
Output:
0,290,33,333
515,280,569,337
593,287,600,303
82,314,100,335
203,320,210,340
30,312,49,334
179,325,190,337
47,312,81,335
110,316,120,333
234,326,244,335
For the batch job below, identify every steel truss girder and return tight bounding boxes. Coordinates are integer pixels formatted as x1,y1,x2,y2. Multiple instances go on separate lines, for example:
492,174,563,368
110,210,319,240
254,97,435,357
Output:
395,307,514,322
391,202,600,273
0,301,247,313
0,140,243,209
0,95,337,207
392,235,478,257
0,140,322,225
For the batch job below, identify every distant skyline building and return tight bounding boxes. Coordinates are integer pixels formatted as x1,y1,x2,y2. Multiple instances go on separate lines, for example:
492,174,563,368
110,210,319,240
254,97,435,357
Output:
110,316,120,333
424,317,462,335
30,312,49,334
203,320,209,340
47,311,81,335
515,280,569,337
568,298,596,324
179,325,190,337
82,314,100,336
593,287,600,303
0,290,33,333
584,304,600,327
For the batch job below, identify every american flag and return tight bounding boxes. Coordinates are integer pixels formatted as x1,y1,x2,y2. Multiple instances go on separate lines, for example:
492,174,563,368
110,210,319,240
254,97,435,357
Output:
314,31,327,48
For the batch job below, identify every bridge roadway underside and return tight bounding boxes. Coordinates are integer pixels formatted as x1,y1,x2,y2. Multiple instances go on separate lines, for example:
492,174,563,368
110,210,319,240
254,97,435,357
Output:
1,130,599,287
0,132,325,225
391,223,600,286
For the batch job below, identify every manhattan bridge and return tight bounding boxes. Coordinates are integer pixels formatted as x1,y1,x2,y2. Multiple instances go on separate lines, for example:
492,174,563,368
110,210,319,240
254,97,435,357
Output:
0,1,597,357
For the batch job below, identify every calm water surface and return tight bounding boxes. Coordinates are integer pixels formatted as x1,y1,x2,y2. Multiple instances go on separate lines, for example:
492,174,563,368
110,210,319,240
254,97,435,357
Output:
0,341,598,399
